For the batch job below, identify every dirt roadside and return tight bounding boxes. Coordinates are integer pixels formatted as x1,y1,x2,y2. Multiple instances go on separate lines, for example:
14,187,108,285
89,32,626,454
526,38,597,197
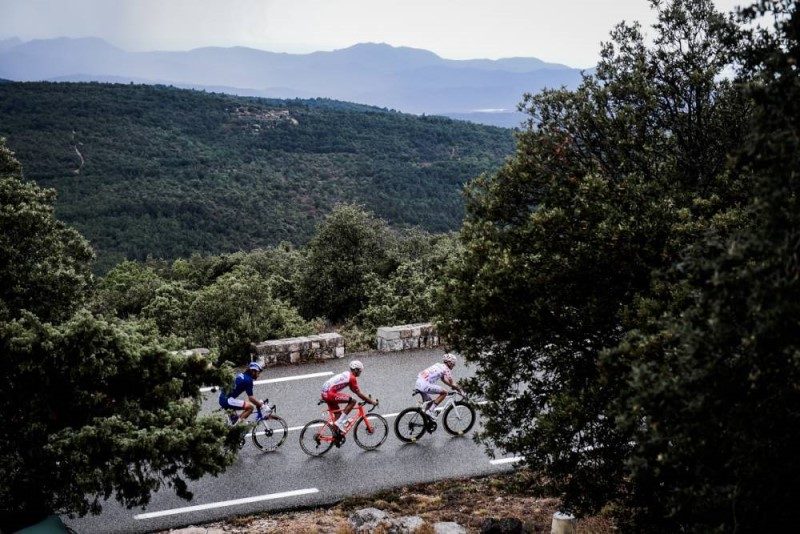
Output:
159,471,614,533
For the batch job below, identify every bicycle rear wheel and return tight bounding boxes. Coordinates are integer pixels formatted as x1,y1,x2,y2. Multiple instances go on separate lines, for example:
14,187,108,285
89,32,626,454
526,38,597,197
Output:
394,407,428,443
442,401,476,436
299,419,336,456
252,415,288,452
353,413,388,450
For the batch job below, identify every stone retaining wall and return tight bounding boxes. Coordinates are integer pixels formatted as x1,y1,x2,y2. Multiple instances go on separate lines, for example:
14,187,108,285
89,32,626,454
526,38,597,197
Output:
254,333,345,365
376,322,441,352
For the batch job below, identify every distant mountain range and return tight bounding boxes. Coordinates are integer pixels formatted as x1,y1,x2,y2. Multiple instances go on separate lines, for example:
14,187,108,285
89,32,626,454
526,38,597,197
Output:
0,37,585,127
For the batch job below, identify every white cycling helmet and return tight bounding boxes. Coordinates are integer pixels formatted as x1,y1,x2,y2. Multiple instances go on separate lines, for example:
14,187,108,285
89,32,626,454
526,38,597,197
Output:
349,360,364,372
443,353,457,367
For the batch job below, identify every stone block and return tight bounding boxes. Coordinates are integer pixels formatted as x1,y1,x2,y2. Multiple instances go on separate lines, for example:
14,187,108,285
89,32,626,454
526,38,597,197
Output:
253,333,344,365
376,322,442,352
377,327,401,340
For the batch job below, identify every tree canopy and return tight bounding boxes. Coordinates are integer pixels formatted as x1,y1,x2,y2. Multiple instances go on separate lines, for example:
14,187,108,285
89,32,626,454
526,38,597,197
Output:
438,0,799,530
608,1,800,529
298,203,398,322
0,140,241,531
0,139,94,322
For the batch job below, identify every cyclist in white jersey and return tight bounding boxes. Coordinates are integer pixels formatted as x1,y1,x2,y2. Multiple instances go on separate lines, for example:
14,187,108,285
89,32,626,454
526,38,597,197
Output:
416,353,463,416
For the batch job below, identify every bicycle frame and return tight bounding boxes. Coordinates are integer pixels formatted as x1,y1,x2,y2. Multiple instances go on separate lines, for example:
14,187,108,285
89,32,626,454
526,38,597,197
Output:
223,398,272,424
421,391,466,416
313,401,376,445
324,402,373,435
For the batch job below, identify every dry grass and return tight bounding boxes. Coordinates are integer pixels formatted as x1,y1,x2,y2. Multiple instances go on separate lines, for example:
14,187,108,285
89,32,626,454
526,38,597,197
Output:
160,471,614,533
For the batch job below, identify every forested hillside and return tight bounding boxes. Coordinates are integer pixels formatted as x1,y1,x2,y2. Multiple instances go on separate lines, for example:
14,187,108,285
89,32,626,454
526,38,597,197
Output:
0,82,514,271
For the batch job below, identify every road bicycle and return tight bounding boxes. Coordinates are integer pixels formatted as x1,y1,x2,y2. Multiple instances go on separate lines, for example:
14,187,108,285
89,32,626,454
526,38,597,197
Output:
299,399,388,456
394,390,476,443
221,398,288,452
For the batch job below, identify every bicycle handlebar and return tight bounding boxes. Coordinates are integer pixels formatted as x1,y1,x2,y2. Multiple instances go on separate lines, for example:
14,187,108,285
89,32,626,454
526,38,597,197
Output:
358,398,379,412
449,390,469,401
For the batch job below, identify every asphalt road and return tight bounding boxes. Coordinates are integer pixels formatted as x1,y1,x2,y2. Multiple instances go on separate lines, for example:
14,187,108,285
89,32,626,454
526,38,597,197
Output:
68,349,520,533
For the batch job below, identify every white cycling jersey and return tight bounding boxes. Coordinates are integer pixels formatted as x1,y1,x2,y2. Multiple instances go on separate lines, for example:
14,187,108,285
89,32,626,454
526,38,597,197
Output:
418,362,452,384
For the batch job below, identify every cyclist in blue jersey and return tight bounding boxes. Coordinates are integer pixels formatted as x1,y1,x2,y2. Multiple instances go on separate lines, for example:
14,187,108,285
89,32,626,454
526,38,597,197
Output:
218,362,265,424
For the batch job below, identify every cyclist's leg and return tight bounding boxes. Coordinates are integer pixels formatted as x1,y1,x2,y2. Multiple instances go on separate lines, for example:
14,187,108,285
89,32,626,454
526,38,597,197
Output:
223,397,247,423
239,399,254,422
333,394,354,430
323,393,347,425
425,383,447,412
416,377,434,410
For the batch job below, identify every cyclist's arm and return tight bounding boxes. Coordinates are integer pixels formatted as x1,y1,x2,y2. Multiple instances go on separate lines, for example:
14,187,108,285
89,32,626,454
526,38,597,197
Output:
245,381,263,409
247,394,263,409
350,378,375,404
443,376,463,393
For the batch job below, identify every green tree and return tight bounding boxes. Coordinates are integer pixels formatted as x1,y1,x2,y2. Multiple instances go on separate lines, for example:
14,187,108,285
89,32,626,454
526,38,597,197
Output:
359,233,459,329
607,1,800,530
0,139,93,323
439,0,748,518
0,312,237,530
238,243,307,304
92,261,164,318
188,265,312,362
299,204,396,322
141,280,194,338
0,140,240,530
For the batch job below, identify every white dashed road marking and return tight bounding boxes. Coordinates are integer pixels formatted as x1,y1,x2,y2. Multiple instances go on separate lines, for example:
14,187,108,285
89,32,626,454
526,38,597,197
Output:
489,456,524,465
133,488,320,520
201,371,334,393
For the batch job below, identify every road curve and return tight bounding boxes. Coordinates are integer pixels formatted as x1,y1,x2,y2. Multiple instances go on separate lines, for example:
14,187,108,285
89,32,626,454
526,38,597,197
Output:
68,349,519,533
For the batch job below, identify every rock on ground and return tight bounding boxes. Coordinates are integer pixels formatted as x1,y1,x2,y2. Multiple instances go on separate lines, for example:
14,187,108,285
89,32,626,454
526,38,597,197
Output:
349,507,392,531
434,522,467,534
387,515,425,533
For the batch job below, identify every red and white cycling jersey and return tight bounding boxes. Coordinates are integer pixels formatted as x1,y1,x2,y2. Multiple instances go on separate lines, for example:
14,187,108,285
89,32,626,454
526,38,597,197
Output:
321,371,359,395
418,362,452,384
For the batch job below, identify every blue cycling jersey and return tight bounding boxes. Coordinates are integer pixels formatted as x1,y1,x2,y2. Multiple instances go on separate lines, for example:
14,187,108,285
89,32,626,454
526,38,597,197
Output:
221,372,254,400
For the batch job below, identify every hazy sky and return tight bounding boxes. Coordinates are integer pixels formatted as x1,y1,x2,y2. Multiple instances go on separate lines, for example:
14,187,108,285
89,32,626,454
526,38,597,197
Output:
1,0,745,67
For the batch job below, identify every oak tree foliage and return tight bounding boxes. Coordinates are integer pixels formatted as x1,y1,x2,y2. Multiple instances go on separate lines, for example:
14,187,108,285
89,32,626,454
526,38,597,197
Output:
436,1,790,530
0,140,241,530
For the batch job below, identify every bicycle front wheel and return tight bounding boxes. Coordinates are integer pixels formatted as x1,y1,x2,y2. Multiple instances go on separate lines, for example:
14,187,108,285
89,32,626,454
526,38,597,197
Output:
442,401,476,436
299,419,336,456
353,413,388,450
252,415,288,452
394,407,428,443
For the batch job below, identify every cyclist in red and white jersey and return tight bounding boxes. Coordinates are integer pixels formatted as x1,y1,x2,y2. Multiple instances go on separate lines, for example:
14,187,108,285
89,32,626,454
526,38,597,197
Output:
321,360,376,432
416,353,463,416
